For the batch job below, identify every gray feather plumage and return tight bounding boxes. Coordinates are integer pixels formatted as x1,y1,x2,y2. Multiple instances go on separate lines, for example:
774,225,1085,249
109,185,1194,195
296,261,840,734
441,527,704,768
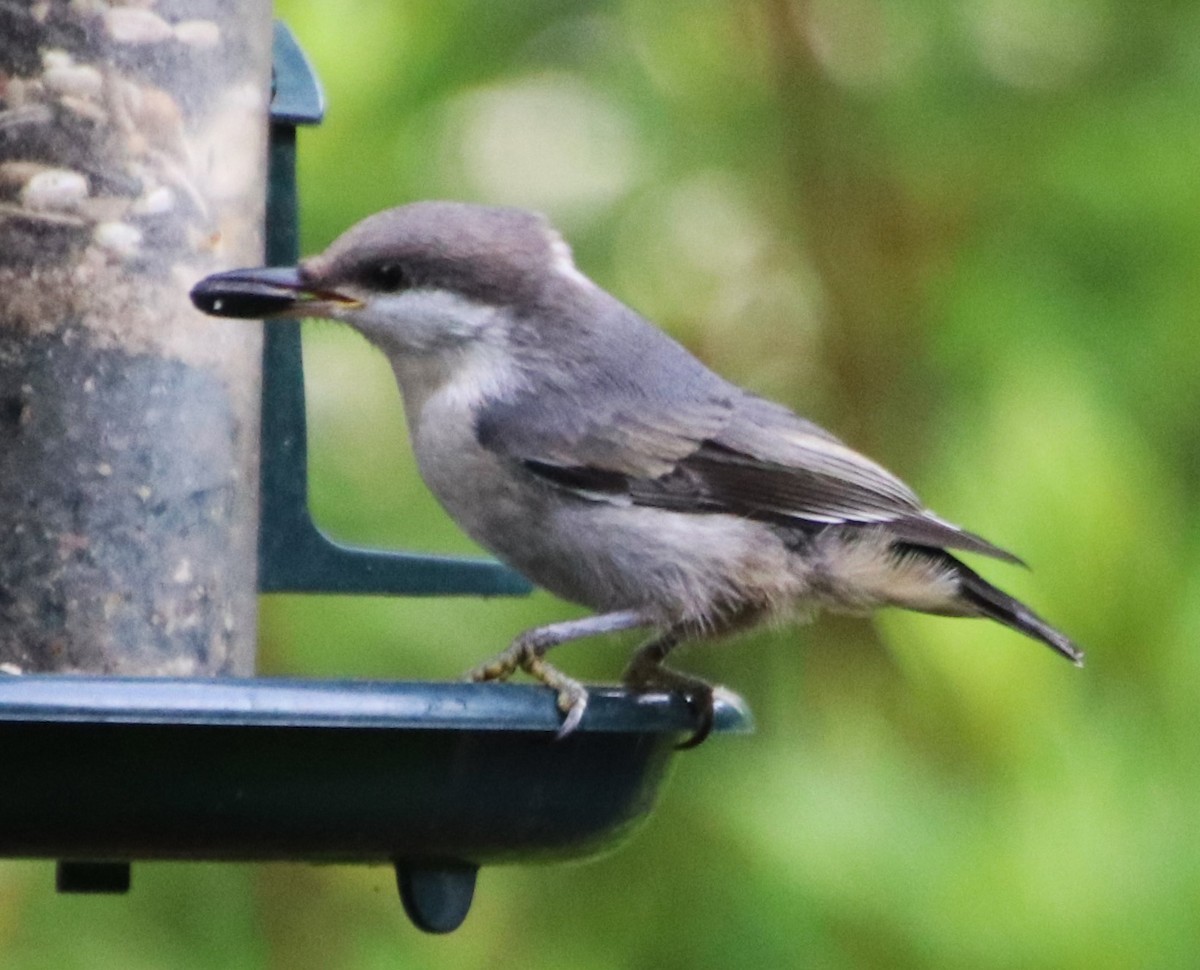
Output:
190,199,1083,713
478,296,1020,563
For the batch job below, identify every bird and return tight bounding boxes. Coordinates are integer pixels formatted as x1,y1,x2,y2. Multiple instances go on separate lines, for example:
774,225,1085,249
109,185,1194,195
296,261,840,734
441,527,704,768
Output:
190,201,1082,745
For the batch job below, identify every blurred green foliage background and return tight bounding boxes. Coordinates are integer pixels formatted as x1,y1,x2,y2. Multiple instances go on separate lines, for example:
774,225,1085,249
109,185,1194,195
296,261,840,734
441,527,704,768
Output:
4,0,1200,966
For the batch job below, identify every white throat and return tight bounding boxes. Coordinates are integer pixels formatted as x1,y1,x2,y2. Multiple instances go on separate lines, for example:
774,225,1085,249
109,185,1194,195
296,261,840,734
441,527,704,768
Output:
384,326,525,429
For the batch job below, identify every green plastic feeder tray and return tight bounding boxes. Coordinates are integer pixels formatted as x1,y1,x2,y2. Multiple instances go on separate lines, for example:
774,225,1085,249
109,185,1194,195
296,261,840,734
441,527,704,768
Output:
0,674,750,932
0,21,753,935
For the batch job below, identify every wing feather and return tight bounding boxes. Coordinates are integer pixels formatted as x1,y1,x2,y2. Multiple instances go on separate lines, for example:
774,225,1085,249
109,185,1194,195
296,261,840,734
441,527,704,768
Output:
475,306,1019,563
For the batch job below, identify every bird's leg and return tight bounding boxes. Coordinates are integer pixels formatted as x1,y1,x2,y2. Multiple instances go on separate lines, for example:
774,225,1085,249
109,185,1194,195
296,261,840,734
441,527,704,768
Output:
467,609,655,738
621,630,718,749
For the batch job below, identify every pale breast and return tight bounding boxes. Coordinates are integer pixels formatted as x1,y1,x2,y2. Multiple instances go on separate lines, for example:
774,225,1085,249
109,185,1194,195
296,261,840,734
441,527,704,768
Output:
394,346,807,626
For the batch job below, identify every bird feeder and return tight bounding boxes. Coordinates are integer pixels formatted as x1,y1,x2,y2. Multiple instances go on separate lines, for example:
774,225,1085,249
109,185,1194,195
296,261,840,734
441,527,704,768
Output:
0,18,751,934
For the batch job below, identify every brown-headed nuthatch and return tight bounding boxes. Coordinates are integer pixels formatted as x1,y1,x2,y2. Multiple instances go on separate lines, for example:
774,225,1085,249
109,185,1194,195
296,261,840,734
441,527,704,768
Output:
192,202,1082,744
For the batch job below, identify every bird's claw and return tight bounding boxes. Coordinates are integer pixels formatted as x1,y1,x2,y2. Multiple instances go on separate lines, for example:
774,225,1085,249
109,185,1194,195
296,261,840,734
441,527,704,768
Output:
622,661,719,750
464,657,509,683
674,684,715,749
554,685,588,739
465,642,590,739
526,654,589,739
465,637,538,683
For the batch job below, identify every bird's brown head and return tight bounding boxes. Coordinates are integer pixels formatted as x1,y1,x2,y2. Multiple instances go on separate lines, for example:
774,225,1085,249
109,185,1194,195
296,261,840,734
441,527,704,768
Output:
189,201,597,356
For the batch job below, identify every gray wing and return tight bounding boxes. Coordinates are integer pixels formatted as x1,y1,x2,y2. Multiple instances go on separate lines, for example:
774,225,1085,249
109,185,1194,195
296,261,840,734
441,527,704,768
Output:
479,306,1019,563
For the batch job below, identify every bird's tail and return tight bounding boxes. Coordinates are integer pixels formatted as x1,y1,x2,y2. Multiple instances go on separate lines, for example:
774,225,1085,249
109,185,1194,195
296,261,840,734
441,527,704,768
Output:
948,555,1084,666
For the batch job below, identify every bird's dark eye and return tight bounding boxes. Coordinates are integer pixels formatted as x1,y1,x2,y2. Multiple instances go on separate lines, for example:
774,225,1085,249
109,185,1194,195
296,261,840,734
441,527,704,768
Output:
367,262,411,292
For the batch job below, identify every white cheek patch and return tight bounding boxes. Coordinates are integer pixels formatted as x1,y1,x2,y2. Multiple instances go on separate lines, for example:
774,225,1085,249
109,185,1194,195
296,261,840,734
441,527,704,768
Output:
349,289,501,353
368,307,530,421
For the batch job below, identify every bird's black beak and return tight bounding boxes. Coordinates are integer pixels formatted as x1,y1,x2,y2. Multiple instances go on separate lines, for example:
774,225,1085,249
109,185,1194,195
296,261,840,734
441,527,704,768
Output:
190,266,362,319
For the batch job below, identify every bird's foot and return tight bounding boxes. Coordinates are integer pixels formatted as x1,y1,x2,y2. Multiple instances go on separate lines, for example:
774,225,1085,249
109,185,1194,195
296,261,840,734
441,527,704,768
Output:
526,656,589,739
622,660,717,749
466,636,589,738
464,642,524,684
